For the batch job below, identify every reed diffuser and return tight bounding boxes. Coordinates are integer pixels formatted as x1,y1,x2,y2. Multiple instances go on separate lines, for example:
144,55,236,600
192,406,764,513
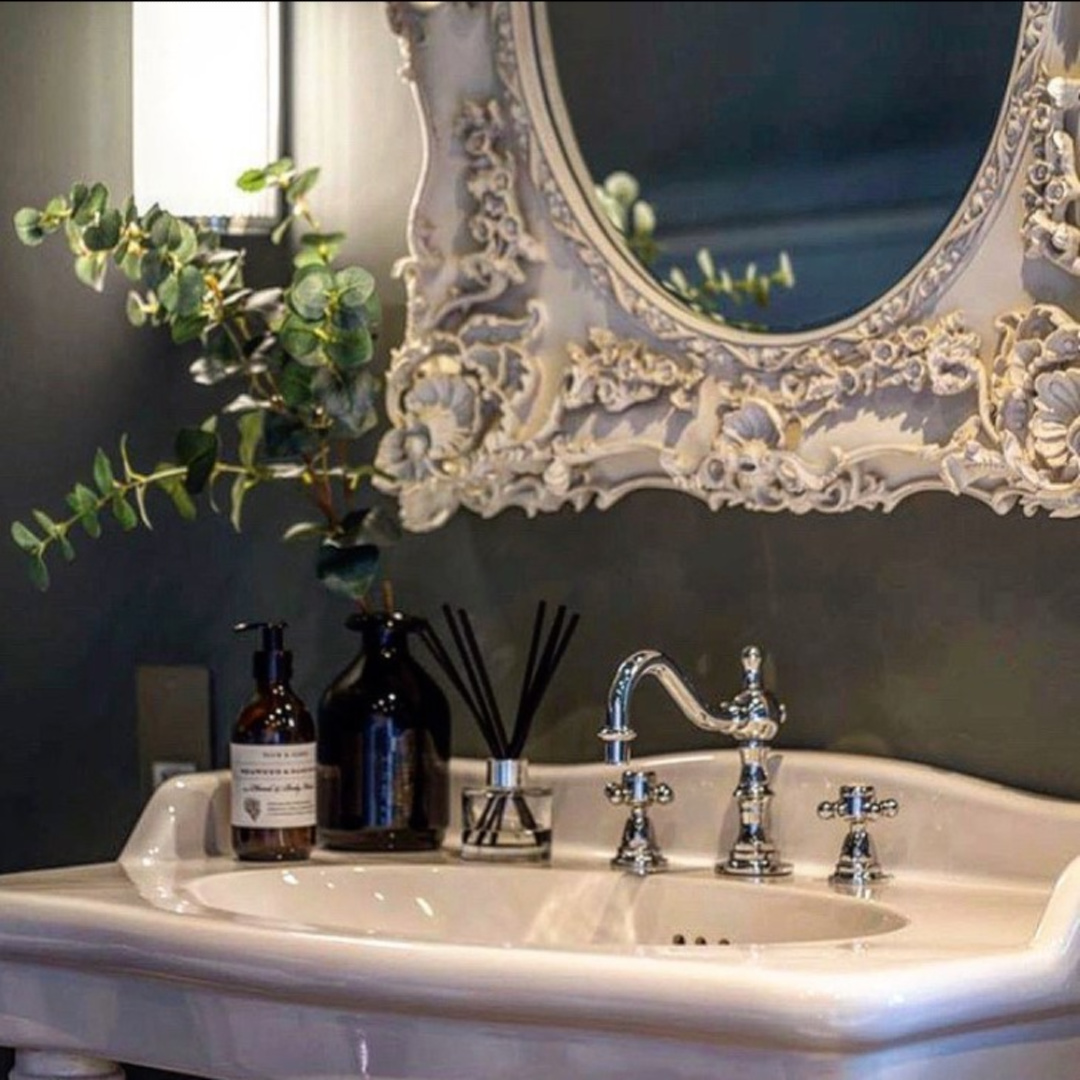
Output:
420,601,579,861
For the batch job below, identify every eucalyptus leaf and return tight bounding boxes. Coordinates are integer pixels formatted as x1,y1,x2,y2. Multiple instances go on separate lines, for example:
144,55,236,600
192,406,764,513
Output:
58,533,76,562
31,509,59,536
337,506,402,548
263,412,317,459
72,182,107,226
287,167,320,201
315,540,379,602
79,510,101,539
82,208,122,251
72,483,99,513
149,212,182,250
318,370,377,438
125,291,148,327
335,266,376,311
236,168,268,193
93,448,115,494
237,410,264,468
68,183,89,216
111,493,138,531
157,273,180,313
229,474,255,532
155,471,197,521
175,265,205,317
270,216,292,246
277,361,315,408
326,328,373,369
170,313,209,345
281,319,321,363
173,219,198,262
28,556,50,592
10,521,40,553
74,252,107,291
141,249,169,291
13,208,45,246
282,521,326,542
299,232,346,250
175,428,218,494
243,287,284,317
292,248,328,269
189,354,239,386
289,264,333,320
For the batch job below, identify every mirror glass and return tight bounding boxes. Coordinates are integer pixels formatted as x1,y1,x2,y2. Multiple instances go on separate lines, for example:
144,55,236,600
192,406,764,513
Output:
545,1,1023,333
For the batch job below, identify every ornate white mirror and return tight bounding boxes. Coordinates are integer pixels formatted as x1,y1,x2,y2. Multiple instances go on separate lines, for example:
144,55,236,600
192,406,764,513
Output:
377,1,1080,530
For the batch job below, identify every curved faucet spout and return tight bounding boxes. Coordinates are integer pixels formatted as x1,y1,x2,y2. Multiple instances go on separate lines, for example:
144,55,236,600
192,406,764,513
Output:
598,645,785,765
598,650,741,765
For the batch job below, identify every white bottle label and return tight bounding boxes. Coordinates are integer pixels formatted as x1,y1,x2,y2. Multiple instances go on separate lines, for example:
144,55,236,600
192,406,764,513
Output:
230,742,317,829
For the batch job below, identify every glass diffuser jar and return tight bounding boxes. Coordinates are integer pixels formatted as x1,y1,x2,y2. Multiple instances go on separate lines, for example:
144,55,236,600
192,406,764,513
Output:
317,612,451,851
461,758,552,861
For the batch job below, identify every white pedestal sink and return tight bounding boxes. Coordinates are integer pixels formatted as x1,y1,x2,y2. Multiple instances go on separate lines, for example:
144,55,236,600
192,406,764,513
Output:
2,750,1080,1079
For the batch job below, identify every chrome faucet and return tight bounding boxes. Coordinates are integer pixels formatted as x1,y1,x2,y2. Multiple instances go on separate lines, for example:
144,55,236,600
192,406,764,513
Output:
598,645,790,878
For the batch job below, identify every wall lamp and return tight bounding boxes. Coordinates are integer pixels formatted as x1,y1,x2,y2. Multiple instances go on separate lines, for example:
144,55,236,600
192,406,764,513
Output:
132,1,282,234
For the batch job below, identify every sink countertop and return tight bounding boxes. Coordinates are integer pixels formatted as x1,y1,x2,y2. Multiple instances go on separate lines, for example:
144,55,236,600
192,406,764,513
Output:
0,750,1079,1079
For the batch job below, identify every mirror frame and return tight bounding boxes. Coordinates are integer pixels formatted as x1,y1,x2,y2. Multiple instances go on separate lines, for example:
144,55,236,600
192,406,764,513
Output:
378,1,1080,530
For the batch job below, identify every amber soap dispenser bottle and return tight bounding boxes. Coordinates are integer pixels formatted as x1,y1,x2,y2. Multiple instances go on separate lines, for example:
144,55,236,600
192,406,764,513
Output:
230,621,317,861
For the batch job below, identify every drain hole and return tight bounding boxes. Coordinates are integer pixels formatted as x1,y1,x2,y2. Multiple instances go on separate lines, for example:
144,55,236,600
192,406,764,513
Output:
670,932,735,946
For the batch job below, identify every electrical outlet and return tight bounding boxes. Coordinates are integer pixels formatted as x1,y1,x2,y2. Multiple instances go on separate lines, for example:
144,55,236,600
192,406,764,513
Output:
150,760,198,789
136,665,212,799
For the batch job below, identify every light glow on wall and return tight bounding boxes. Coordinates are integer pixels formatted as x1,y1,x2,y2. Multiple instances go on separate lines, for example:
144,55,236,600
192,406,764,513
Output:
132,1,281,233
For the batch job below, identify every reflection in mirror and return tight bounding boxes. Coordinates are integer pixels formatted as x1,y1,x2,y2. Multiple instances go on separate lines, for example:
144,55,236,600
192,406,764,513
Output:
545,1,1023,332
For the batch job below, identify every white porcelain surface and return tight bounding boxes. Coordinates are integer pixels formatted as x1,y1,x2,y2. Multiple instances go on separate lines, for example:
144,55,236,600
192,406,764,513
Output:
183,862,908,947
1,750,1080,1079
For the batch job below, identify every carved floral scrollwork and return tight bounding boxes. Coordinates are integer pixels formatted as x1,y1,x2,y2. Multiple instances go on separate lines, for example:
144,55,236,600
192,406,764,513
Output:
378,89,551,528
1022,74,1080,273
950,304,1080,514
379,1,1078,529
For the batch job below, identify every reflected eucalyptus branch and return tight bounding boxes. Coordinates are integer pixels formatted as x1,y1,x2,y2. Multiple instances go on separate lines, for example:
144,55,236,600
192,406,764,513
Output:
594,170,796,329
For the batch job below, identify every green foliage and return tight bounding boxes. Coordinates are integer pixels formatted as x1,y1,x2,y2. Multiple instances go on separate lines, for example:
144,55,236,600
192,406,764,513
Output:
11,160,396,600
595,171,796,328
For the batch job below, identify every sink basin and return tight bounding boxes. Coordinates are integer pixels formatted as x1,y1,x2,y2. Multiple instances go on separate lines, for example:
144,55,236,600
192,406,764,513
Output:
183,862,907,947
2,749,1080,1080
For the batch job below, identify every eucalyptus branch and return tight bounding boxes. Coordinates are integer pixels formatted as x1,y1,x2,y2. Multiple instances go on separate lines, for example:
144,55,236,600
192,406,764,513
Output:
595,170,796,328
12,159,399,601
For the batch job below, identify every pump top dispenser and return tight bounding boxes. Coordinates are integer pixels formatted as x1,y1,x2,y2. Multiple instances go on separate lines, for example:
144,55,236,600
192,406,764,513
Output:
230,620,317,862
236,620,293,682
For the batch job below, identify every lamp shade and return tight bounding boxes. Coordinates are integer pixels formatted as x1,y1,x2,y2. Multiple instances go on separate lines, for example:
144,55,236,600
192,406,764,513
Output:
132,1,282,233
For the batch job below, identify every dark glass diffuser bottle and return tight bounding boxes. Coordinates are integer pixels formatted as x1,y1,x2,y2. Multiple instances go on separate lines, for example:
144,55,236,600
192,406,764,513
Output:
318,611,451,851
230,621,317,861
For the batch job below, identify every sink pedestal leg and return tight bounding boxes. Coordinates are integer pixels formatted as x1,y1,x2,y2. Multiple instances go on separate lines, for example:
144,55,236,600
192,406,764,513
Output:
10,1052,123,1080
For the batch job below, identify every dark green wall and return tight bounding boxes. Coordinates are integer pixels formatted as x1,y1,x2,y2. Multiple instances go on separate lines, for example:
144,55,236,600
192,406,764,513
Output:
1,2,1079,883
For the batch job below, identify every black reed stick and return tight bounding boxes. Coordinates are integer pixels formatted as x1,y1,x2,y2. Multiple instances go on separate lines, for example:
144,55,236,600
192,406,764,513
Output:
458,608,508,756
510,600,547,757
440,604,506,758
